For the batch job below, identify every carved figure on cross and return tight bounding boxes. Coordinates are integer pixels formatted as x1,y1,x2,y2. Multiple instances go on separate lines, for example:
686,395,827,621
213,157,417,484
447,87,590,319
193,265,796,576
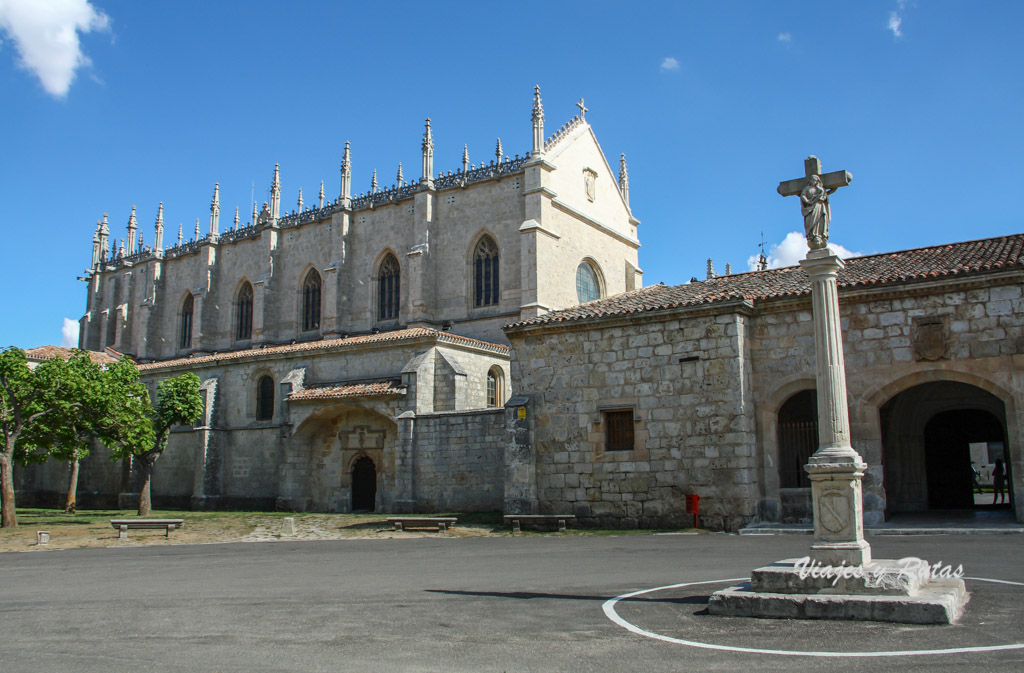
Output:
576,97,588,119
777,156,852,250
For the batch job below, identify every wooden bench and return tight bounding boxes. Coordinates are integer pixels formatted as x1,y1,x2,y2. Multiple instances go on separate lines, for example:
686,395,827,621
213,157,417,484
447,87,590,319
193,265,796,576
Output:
504,514,575,533
110,519,185,540
386,517,457,532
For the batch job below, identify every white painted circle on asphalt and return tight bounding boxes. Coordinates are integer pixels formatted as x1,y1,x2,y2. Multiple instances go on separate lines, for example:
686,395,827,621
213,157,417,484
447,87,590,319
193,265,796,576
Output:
602,576,1024,658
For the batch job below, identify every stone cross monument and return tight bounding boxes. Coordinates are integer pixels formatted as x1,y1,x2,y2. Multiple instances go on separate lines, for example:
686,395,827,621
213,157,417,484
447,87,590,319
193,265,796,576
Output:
780,156,870,566
708,155,969,624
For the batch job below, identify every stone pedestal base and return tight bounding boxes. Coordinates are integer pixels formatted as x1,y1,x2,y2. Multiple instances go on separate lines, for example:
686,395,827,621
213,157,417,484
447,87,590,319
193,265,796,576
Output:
708,558,970,624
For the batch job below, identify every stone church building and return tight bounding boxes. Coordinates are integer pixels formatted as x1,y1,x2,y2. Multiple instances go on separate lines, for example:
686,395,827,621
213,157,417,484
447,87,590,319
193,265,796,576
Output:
14,89,1022,531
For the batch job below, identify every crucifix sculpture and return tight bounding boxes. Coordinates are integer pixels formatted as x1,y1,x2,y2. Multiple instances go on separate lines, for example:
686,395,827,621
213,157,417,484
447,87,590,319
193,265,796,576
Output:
777,156,852,249
576,97,588,119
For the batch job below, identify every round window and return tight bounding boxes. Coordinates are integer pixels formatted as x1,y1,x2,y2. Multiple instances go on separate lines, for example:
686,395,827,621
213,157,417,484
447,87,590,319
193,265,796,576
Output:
576,262,600,304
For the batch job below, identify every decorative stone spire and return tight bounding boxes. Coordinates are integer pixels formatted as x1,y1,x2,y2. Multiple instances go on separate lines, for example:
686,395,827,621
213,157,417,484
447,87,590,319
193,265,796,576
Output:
251,201,258,226
126,205,138,254
618,153,630,208
706,258,715,280
91,220,101,268
531,85,545,157
297,188,304,212
371,169,378,194
269,163,281,222
99,212,110,259
137,230,144,253
396,163,404,186
725,263,732,276
194,217,201,241
118,238,125,257
318,180,324,208
339,141,352,205
421,118,434,186
462,144,469,173
495,138,503,164
154,202,164,251
177,222,183,246
233,206,239,230
210,183,220,238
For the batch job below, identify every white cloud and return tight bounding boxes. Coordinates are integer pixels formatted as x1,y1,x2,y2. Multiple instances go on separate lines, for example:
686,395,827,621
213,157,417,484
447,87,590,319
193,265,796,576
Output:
0,0,109,99
777,32,792,43
747,231,865,270
887,11,903,39
660,57,680,72
60,317,79,347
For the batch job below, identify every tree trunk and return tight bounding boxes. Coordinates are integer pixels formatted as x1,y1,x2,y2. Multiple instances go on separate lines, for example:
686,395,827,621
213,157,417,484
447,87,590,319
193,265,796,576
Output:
65,452,80,514
138,458,153,517
1,450,17,528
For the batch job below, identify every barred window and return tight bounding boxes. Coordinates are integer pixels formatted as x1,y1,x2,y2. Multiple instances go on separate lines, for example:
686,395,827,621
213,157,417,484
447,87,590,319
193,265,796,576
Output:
576,261,601,304
236,282,253,340
604,409,634,452
180,293,194,349
302,269,321,332
474,236,500,307
256,375,275,421
378,254,400,320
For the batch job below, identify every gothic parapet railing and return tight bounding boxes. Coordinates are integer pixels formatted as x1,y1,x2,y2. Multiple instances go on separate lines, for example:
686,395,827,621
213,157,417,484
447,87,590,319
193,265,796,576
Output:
163,237,208,260
435,154,529,190
218,223,262,243
544,115,584,153
278,202,338,228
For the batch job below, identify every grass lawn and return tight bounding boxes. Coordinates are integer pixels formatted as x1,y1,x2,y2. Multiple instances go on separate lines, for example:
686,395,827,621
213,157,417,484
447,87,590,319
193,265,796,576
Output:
0,508,698,553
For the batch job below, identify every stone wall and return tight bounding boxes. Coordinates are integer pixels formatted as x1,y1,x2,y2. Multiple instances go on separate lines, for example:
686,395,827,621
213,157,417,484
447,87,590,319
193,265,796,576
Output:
409,408,505,511
507,305,759,531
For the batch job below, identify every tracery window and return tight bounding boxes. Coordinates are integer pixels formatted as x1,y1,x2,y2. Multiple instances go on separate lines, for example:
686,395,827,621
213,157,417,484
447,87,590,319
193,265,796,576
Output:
236,282,253,340
302,269,321,332
378,254,400,320
576,261,601,304
474,236,500,307
256,375,274,421
180,293,194,349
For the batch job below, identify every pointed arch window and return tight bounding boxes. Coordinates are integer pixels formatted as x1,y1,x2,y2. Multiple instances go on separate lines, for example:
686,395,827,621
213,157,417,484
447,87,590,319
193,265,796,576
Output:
236,282,253,340
180,293,194,349
378,254,400,320
474,236,500,307
256,375,275,421
302,269,321,332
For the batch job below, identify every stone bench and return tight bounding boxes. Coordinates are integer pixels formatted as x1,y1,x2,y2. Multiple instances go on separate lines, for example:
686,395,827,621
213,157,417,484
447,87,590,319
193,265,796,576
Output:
110,519,185,540
504,514,575,533
386,517,457,532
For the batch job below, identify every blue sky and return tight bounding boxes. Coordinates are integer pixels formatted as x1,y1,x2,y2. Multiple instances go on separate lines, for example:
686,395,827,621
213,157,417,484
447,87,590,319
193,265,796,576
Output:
1,1,1021,348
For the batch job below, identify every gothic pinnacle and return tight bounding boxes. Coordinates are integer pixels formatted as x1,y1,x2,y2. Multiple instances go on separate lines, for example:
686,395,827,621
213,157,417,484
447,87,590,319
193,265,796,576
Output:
252,201,258,225
496,138,503,164
297,188,304,211
531,85,545,157
194,217,201,241
126,205,138,254
371,169,378,193
177,223,183,246
210,183,221,237
233,206,240,229
619,153,630,208
318,180,325,208
397,163,404,186
340,141,352,202
462,144,469,173
421,118,434,184
154,202,165,251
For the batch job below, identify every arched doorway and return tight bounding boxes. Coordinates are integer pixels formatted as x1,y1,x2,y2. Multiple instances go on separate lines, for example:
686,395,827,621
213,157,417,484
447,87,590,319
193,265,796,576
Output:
777,389,818,522
351,457,377,512
880,381,1011,515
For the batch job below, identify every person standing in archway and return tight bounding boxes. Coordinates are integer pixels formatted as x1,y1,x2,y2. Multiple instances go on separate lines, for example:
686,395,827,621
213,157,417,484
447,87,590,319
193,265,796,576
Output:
992,458,1007,505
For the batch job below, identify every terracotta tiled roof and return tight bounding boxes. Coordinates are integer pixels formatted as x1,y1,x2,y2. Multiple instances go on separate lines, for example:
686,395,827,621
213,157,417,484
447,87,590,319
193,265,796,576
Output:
137,327,508,372
506,233,1024,330
23,345,121,365
288,378,406,401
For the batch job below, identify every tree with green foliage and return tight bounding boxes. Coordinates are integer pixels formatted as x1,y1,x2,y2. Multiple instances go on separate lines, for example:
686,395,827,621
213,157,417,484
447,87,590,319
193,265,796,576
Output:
37,357,154,513
0,348,86,527
111,373,203,516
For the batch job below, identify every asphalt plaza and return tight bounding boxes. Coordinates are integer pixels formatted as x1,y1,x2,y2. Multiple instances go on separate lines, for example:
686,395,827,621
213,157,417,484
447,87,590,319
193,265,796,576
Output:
2,533,1022,672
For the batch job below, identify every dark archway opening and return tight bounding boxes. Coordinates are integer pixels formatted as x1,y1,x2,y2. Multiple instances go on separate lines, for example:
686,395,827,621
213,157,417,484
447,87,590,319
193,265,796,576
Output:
880,381,1012,517
351,457,377,512
777,389,818,522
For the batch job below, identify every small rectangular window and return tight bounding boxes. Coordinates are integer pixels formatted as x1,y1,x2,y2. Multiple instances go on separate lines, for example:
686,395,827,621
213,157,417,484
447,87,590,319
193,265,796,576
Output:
604,409,634,452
